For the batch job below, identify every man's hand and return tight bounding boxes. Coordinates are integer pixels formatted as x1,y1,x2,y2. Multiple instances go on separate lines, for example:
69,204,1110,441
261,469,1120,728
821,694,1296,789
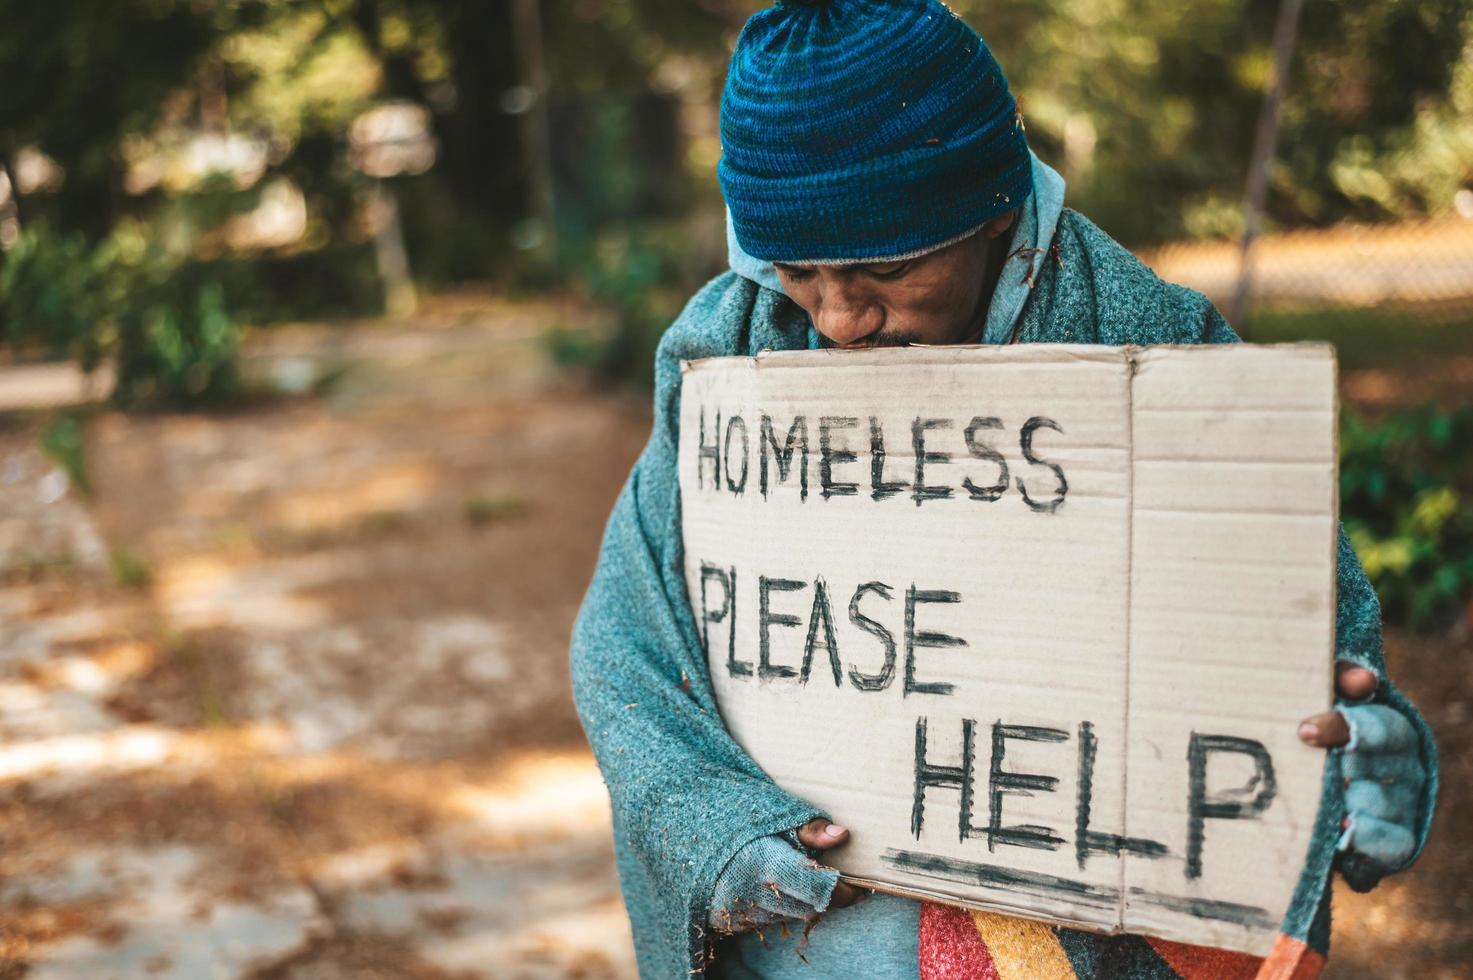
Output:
707,819,868,935
1297,660,1427,889
795,819,867,909
1296,661,1378,748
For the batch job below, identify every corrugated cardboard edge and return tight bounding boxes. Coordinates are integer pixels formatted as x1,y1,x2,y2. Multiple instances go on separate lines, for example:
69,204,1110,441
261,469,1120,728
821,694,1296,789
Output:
841,876,1114,934
678,341,1337,376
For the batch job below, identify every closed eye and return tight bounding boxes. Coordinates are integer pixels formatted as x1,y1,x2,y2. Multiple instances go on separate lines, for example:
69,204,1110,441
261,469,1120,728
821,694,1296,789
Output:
864,261,913,280
774,263,816,281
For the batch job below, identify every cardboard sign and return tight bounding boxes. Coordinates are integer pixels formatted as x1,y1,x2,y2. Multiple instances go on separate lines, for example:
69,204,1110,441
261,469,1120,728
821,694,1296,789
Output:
678,344,1336,954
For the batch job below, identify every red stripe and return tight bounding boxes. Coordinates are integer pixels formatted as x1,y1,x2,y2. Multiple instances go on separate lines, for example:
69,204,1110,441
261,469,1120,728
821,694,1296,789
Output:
1147,936,1263,980
919,902,1000,980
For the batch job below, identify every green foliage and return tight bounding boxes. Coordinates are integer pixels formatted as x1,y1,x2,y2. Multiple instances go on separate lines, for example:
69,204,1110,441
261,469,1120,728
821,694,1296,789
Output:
192,248,384,324
540,0,1473,391
554,217,716,389
0,224,241,408
3,0,1468,404
948,0,1473,243
40,416,91,497
0,228,108,374
541,0,734,96
359,509,411,534
0,551,80,584
109,547,154,590
1242,306,1473,371
462,493,526,526
1289,2,1473,222
114,277,240,409
543,325,610,370
0,0,219,235
1340,405,1473,631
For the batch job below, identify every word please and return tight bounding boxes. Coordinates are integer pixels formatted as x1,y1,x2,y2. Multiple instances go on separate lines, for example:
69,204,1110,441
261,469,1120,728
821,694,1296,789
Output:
698,566,969,696
694,408,1069,512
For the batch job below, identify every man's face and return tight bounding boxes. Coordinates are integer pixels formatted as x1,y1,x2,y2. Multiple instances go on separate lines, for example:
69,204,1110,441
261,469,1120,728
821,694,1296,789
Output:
774,210,1018,349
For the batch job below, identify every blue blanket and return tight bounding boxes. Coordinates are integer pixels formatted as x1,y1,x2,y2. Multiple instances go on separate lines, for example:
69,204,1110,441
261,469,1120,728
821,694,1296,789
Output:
570,208,1438,978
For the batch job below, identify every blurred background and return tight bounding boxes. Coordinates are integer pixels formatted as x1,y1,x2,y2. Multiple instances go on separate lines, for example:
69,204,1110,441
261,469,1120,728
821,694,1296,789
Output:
0,1,1468,977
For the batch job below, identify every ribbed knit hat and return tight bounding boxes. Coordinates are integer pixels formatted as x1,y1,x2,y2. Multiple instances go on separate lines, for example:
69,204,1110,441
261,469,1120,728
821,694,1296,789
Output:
719,0,1032,264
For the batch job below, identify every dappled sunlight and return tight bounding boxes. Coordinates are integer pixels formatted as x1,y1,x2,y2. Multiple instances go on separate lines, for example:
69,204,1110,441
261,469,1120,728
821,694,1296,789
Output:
449,750,613,844
0,684,295,780
269,460,440,535
1333,878,1464,970
157,552,344,633
3,254,1463,977
1,718,631,975
0,335,648,975
0,680,115,739
0,727,182,783
2,0,1469,974
30,640,155,695
18,845,327,980
1341,355,1473,412
1142,218,1473,311
0,587,138,674
1330,850,1473,979
426,897,636,978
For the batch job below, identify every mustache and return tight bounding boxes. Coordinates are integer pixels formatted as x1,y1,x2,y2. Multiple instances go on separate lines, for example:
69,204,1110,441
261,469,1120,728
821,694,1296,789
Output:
818,330,927,350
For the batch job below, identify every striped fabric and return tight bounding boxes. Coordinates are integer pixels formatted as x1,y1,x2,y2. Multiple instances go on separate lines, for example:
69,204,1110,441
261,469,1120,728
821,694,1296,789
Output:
917,902,1325,980
718,0,1032,264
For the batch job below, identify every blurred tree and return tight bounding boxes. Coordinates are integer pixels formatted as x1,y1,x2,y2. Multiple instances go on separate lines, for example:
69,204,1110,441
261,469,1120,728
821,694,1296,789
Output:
1,0,1468,397
0,1,262,407
0,0,221,235
952,0,1472,243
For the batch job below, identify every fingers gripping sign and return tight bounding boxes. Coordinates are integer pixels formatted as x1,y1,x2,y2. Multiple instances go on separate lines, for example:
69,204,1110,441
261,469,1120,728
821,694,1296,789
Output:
708,819,869,935
795,819,868,911
1296,662,1430,889
1296,664,1379,748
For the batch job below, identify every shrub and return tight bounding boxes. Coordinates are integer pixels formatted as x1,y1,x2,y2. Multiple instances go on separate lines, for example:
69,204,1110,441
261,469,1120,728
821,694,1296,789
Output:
1340,404,1473,631
0,223,241,409
40,415,91,496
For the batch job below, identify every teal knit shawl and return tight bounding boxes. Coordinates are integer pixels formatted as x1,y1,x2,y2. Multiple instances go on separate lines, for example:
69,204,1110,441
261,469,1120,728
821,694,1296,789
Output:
569,209,1437,978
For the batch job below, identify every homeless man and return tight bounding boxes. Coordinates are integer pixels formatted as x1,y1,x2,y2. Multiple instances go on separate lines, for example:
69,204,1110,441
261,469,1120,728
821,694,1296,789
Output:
570,1,1438,977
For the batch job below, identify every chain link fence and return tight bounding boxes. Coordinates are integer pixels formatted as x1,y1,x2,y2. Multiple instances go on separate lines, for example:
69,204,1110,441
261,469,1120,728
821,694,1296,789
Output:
1140,215,1473,331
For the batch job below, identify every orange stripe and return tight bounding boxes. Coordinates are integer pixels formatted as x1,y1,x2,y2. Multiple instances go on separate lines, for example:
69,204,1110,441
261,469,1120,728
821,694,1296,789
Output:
1254,934,1326,980
967,910,1075,980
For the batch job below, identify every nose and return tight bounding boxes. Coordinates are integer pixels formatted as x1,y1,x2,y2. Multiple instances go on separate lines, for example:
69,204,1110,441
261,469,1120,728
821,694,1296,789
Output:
814,276,884,347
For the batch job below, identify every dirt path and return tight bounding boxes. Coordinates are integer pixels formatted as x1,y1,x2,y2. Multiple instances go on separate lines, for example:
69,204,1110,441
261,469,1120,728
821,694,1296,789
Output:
0,314,648,978
0,308,1466,977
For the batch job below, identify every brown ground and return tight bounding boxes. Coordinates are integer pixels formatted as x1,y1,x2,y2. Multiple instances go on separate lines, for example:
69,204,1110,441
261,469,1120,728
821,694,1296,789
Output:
0,307,648,978
0,302,1466,978
1331,629,1472,979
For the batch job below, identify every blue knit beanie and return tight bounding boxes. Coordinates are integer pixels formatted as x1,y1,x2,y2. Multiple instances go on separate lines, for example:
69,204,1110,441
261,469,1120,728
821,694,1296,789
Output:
719,0,1032,264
